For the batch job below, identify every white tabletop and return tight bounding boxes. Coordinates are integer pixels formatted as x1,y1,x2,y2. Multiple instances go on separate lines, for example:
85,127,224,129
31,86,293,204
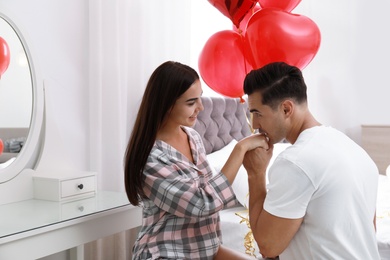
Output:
0,191,131,239
0,191,142,259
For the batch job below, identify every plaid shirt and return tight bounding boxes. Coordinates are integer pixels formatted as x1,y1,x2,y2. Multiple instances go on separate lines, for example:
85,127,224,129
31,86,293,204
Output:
132,127,238,260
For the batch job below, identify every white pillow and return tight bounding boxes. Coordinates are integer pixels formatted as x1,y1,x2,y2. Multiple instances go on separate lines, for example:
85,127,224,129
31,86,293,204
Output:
207,139,291,208
207,140,249,207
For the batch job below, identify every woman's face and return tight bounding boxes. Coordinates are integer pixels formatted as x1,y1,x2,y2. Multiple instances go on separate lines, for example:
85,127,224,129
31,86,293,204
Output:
167,80,204,127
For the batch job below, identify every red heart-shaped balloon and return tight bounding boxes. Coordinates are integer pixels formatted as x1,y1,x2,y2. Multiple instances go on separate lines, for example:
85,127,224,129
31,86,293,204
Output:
245,8,321,70
208,0,257,28
199,30,253,99
0,138,3,156
0,37,10,78
233,4,261,34
258,0,301,12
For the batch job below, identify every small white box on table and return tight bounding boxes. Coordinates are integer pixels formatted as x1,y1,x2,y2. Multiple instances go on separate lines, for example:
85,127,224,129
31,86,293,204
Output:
33,170,97,202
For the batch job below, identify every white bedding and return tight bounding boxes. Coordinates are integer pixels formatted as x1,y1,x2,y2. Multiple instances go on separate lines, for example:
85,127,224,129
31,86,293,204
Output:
377,174,390,259
220,174,390,259
220,205,258,255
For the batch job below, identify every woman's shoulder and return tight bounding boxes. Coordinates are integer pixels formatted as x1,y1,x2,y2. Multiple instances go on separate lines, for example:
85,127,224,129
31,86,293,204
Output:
147,142,171,165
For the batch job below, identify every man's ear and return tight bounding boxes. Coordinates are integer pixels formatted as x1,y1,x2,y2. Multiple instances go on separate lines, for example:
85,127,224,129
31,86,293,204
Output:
281,100,294,117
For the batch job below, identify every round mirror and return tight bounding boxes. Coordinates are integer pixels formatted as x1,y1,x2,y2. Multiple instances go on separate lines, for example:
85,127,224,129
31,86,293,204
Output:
0,11,44,183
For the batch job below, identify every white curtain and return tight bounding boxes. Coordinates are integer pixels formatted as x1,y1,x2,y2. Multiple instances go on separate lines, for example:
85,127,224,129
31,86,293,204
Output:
87,1,193,259
88,0,193,192
87,1,133,258
89,0,130,192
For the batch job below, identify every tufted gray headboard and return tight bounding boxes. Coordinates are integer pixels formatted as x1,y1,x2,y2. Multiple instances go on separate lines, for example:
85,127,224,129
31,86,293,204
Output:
193,96,252,154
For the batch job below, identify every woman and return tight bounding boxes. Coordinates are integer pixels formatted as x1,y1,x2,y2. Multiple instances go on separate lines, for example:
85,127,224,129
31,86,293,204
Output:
124,61,268,260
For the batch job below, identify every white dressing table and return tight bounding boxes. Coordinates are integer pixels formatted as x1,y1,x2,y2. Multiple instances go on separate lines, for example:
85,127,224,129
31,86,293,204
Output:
0,191,142,260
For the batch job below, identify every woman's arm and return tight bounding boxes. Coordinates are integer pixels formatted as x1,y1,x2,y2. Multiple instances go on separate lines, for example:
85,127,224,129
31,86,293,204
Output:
221,134,269,184
143,159,237,219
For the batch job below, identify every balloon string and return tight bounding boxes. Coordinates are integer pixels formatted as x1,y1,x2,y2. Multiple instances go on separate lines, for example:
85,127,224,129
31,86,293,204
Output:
241,103,255,134
239,32,251,77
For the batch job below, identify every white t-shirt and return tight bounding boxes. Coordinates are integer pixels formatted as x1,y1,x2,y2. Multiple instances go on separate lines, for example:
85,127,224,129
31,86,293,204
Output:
264,126,380,259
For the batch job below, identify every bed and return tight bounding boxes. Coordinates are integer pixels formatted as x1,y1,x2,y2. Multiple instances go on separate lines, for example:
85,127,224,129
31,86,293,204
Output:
362,125,390,259
193,96,390,259
0,127,28,166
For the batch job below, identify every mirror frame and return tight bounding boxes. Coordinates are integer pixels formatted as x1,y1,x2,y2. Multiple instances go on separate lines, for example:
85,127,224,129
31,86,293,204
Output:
0,11,44,183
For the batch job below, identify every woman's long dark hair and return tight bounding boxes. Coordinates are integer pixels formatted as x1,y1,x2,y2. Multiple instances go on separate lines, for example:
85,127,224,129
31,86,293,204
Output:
124,61,199,206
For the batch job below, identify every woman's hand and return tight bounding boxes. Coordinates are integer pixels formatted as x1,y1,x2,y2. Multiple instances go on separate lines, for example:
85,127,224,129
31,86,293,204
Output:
221,134,269,185
238,133,270,152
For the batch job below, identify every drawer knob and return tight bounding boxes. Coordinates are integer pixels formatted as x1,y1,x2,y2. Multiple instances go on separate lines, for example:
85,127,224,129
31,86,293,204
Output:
78,184,84,190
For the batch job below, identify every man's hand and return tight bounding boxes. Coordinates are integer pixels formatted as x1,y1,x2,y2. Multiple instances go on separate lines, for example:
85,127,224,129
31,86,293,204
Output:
243,145,273,177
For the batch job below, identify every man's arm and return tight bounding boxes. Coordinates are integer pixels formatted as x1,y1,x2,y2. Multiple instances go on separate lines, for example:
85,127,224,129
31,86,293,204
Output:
244,148,302,258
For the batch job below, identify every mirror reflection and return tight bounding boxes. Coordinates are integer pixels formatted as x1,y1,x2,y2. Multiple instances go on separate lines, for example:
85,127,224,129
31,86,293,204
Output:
0,16,32,168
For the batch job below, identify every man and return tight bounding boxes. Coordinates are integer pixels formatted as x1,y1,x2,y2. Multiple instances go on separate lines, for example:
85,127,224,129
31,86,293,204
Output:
242,62,380,259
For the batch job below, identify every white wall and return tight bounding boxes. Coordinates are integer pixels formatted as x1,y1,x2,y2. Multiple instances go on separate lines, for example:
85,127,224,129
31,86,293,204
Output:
355,1,390,125
295,0,390,141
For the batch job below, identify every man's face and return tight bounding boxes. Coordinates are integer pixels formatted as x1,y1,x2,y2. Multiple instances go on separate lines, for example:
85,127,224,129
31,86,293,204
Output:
247,91,287,144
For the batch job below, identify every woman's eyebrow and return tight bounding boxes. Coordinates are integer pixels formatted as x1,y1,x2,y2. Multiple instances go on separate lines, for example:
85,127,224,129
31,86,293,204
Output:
185,97,198,103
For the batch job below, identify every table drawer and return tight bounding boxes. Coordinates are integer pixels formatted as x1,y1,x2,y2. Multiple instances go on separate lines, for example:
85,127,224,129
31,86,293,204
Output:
34,171,97,202
61,197,97,219
61,176,96,199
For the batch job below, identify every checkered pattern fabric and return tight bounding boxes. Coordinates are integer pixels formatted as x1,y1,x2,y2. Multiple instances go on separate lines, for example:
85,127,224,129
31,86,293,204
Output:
132,127,238,260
